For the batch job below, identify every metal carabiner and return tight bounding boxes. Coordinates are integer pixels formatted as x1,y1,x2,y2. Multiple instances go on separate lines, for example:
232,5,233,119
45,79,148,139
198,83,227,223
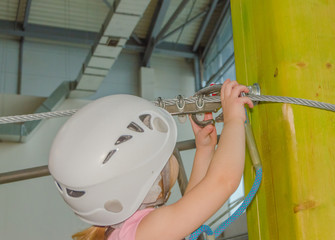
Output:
191,113,215,127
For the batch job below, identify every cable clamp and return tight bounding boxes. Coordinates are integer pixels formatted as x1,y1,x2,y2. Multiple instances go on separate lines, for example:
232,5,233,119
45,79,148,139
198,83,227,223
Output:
176,95,185,111
195,95,204,109
157,97,165,109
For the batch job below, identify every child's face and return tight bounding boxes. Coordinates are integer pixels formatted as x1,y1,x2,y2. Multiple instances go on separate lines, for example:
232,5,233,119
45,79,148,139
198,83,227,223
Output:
169,155,179,189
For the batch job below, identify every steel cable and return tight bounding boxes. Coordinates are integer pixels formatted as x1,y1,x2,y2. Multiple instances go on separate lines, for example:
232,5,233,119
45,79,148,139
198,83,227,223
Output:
0,95,334,124
249,95,335,112
0,109,78,124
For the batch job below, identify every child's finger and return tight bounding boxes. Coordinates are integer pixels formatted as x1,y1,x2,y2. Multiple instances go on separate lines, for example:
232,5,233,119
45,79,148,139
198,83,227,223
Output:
224,80,239,97
239,97,254,108
221,79,231,96
188,114,198,129
222,79,231,88
231,85,249,98
188,114,204,133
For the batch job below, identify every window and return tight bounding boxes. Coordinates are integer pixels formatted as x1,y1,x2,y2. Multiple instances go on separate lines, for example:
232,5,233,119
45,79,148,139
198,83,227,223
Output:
202,7,236,87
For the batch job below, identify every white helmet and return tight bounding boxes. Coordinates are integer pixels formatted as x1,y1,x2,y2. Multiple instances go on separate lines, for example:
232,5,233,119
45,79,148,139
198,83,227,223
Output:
48,94,177,226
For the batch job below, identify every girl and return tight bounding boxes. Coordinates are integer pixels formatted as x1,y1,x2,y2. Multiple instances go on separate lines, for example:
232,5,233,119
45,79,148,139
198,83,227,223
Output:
48,80,253,240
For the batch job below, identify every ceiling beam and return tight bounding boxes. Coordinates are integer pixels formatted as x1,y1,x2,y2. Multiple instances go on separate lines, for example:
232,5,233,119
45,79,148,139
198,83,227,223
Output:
102,0,112,8
23,0,32,30
131,33,143,45
15,0,22,26
16,0,32,94
0,20,195,59
157,9,208,45
126,40,196,59
152,41,196,58
142,0,171,67
156,0,190,42
192,0,218,52
0,20,99,45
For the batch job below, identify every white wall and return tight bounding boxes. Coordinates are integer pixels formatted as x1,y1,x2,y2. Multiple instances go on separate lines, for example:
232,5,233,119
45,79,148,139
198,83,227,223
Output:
0,38,19,93
0,38,141,99
0,99,91,240
21,41,87,96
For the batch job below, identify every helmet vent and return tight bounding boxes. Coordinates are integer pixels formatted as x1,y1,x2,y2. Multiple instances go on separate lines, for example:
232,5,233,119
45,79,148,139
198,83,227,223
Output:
139,114,152,130
66,189,85,198
103,149,118,164
104,200,123,213
115,135,132,145
127,122,144,132
153,117,168,133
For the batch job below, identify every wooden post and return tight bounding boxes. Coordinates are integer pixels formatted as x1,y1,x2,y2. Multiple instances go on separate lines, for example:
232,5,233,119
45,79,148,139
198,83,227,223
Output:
231,0,335,239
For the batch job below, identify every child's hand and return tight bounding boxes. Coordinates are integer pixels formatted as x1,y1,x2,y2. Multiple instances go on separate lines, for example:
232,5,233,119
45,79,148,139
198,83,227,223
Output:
189,113,217,150
221,79,254,124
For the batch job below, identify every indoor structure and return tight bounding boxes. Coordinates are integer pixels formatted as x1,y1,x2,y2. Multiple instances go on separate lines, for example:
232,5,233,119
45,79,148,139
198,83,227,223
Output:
0,0,334,240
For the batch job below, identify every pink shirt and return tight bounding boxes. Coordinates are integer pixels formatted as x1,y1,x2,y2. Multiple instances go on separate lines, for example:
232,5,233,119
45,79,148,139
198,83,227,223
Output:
108,208,155,240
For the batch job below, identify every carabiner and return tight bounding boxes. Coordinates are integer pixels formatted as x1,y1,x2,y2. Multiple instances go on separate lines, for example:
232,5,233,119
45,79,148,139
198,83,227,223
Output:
191,114,215,128
191,84,222,128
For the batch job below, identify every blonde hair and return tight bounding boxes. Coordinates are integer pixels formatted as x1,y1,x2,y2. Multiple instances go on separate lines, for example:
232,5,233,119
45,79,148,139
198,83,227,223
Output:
72,226,106,240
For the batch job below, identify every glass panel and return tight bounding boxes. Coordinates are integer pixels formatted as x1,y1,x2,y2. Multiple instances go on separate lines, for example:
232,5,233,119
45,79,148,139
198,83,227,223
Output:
203,8,236,85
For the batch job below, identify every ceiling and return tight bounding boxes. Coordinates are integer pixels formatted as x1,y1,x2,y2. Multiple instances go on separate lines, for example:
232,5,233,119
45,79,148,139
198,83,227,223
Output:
0,0,227,55
0,0,230,95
